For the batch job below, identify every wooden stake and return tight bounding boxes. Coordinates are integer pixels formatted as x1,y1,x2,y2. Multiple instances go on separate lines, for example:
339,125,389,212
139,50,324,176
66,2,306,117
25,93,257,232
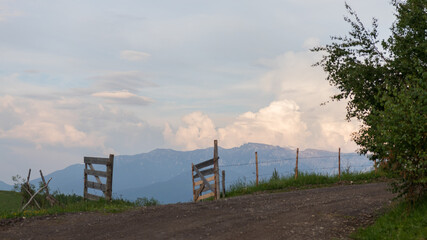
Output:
295,148,299,180
255,152,259,186
40,170,57,206
222,170,225,198
26,169,31,185
213,140,220,200
105,154,114,201
192,163,196,202
22,178,51,211
338,148,341,179
22,185,41,209
84,163,88,200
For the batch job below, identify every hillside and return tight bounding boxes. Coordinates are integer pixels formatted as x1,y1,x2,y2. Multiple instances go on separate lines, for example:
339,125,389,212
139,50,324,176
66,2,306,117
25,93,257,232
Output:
0,181,12,191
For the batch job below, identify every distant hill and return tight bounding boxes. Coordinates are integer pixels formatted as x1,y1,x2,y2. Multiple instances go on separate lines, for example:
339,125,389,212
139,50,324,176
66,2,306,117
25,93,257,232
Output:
0,180,12,191
30,143,372,204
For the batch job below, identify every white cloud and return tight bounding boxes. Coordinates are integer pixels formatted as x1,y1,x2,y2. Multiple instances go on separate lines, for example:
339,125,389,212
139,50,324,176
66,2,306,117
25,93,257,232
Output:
164,112,218,150
0,95,104,148
302,37,320,50
92,90,153,105
164,99,309,150
120,50,151,61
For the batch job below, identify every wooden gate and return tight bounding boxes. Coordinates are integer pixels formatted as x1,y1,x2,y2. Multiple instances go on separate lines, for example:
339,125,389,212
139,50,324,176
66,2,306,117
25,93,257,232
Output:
84,154,114,201
192,140,220,202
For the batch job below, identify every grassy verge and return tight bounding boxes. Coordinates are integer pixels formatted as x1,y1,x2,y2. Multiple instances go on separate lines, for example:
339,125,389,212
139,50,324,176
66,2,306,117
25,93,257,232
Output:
351,196,427,240
225,170,388,198
0,193,159,220
0,191,22,211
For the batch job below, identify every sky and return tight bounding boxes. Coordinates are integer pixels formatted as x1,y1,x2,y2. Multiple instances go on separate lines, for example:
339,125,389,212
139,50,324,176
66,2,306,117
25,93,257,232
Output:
0,0,396,184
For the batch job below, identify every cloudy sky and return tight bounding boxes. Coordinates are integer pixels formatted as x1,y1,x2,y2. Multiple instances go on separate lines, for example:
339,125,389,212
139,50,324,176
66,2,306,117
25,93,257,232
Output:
0,0,395,183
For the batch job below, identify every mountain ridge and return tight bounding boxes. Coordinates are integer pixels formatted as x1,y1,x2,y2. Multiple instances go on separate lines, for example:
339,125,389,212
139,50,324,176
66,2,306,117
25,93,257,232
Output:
26,143,370,203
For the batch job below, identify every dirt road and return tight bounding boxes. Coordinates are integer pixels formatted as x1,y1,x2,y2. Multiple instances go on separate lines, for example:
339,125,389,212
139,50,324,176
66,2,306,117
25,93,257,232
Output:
0,182,394,240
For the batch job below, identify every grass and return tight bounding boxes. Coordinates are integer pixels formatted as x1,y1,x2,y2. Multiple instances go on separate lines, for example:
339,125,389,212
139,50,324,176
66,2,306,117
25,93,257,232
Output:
0,191,159,220
225,170,388,198
0,191,22,211
351,196,427,240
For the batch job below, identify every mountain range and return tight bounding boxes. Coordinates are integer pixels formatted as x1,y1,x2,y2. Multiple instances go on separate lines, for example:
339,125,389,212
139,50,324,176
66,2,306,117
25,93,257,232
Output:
7,143,373,204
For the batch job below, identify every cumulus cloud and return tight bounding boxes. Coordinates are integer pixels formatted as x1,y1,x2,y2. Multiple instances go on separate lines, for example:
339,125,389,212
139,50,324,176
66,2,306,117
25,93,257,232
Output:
164,99,310,150
0,95,104,148
120,50,151,61
164,45,362,152
92,90,153,105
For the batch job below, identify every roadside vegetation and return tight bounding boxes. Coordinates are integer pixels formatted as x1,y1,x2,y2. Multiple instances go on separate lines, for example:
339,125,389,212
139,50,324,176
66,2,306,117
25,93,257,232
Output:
225,169,389,198
352,195,427,240
313,0,426,238
0,185,159,220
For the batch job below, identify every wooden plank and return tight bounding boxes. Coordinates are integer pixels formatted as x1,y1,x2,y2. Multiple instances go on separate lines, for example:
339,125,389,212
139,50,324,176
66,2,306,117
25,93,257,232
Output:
194,175,215,186
195,158,214,169
88,164,104,187
195,186,213,193
193,167,214,178
194,184,205,201
84,157,109,165
84,169,108,178
193,166,215,193
197,192,215,201
85,193,101,201
86,181,107,191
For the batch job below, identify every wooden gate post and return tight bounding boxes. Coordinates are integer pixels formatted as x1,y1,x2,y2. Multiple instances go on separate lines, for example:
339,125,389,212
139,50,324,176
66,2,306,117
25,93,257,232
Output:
213,140,220,200
295,148,299,180
338,148,341,179
84,163,88,200
106,154,114,201
255,152,259,186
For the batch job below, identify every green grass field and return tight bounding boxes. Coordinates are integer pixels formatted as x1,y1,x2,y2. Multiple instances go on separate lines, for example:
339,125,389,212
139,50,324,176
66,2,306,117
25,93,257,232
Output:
0,191,158,219
0,191,22,212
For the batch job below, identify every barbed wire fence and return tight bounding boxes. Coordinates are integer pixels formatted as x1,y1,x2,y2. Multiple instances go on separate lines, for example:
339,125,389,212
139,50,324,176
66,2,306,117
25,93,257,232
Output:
217,148,375,190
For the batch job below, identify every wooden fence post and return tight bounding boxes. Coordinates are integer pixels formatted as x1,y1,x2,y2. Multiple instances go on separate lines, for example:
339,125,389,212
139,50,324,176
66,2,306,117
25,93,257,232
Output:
213,140,220,200
222,170,225,197
192,163,196,202
84,163,88,200
255,152,259,186
295,148,299,180
338,148,341,179
106,154,114,201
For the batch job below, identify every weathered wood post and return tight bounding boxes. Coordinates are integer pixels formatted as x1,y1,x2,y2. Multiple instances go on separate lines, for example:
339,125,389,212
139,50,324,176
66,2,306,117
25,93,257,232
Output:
255,152,259,186
222,170,225,197
192,163,196,202
338,148,341,179
84,163,88,200
295,148,299,180
106,154,114,201
213,140,220,200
